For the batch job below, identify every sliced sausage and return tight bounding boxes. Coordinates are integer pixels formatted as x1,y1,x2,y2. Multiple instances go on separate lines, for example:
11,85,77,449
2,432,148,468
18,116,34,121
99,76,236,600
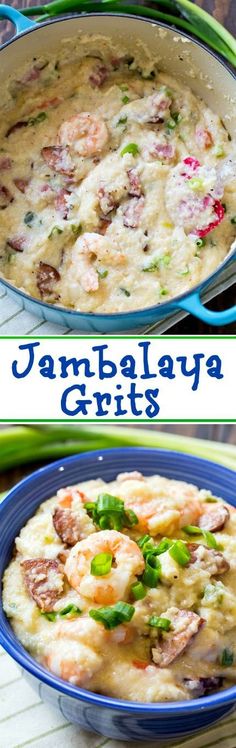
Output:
198,505,229,533
152,610,203,668
187,543,229,576
123,196,144,228
0,157,12,170
0,184,13,209
55,188,71,219
41,145,74,176
184,676,223,698
89,65,108,88
127,168,142,197
21,558,64,612
7,235,26,252
14,178,29,193
149,143,175,161
6,121,28,138
36,262,60,297
53,507,85,546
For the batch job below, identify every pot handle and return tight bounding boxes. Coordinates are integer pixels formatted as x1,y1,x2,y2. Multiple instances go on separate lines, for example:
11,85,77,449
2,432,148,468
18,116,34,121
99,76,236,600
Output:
178,290,236,326
0,5,35,36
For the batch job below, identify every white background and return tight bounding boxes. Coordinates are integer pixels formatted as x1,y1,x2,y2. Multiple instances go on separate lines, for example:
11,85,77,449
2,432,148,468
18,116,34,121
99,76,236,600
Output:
0,336,234,421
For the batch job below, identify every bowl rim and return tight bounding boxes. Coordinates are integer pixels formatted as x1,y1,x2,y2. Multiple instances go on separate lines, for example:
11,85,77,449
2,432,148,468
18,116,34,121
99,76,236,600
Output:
0,13,235,322
1,446,236,714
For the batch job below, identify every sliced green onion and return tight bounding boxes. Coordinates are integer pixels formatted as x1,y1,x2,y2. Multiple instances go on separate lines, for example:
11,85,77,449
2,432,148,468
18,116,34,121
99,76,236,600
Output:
41,611,57,622
169,540,191,566
84,501,97,513
98,515,110,530
120,287,131,297
131,581,147,600
24,211,35,227
166,117,177,130
149,615,171,631
96,493,124,515
89,601,135,629
59,604,81,617
142,554,161,587
201,529,218,549
124,509,139,527
122,95,130,104
121,143,139,157
196,237,206,248
231,216,236,225
220,648,234,667
48,225,63,239
71,224,82,237
116,116,127,127
97,268,108,279
189,177,204,192
155,538,173,555
91,552,113,576
28,111,47,126
137,534,155,557
183,525,202,535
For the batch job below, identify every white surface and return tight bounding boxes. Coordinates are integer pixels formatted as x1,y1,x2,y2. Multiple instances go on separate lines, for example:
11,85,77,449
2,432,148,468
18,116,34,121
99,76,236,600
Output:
0,646,236,748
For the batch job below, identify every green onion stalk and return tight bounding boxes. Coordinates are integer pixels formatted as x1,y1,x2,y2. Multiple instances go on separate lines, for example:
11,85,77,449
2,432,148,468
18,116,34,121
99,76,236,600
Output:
15,0,236,67
0,425,235,473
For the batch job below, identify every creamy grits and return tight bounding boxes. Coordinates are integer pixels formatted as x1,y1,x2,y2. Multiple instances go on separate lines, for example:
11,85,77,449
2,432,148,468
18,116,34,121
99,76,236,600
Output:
0,35,235,313
3,471,236,702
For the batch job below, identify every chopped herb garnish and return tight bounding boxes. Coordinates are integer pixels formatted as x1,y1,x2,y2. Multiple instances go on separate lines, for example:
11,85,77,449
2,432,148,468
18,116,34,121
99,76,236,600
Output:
121,143,139,157
116,116,128,127
160,288,169,296
122,95,130,105
91,552,113,576
120,287,131,297
48,225,63,239
169,540,191,566
24,211,35,227
89,601,135,629
71,224,82,237
189,177,204,191
220,648,234,667
166,118,177,130
201,529,218,549
119,84,129,91
85,493,138,532
143,258,160,272
142,554,161,587
131,581,147,600
41,611,57,622
196,237,206,248
59,604,81,618
231,216,236,225
183,525,202,536
97,268,108,279
28,111,47,126
179,265,190,276
183,525,219,549
149,615,171,631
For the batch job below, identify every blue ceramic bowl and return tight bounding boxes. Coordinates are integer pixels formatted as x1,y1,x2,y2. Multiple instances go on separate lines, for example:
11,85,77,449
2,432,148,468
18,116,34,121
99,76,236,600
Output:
0,447,236,742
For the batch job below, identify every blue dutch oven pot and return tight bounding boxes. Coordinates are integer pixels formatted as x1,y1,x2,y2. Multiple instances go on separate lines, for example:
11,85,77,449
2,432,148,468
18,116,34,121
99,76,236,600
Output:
0,5,235,331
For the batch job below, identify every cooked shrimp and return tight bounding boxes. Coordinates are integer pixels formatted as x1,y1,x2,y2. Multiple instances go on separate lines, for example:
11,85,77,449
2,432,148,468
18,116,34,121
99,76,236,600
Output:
64,529,144,604
72,232,125,281
57,112,108,157
43,616,134,685
43,616,106,686
118,478,202,535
